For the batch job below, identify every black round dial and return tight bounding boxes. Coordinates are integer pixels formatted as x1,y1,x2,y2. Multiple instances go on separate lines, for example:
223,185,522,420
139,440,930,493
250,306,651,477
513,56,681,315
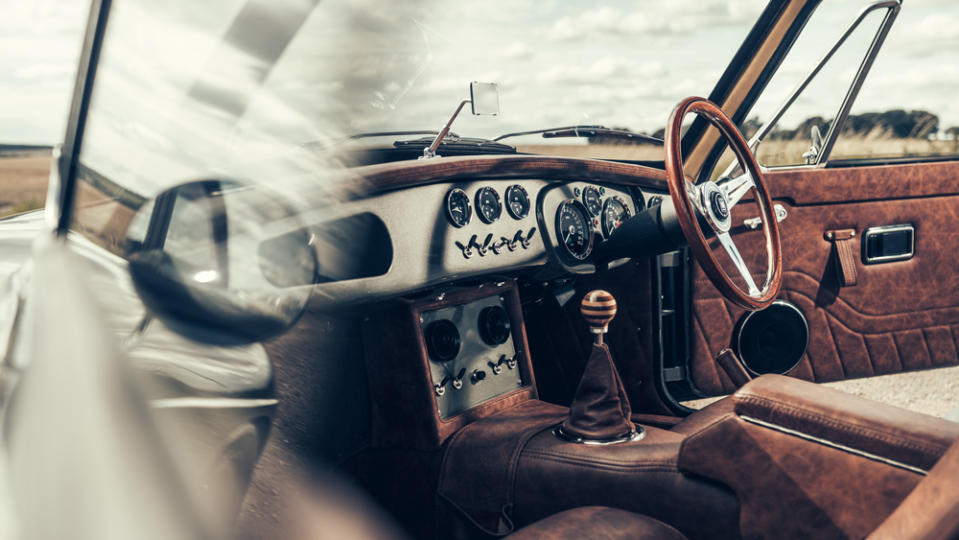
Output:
475,187,502,224
505,185,530,220
582,186,602,216
445,188,471,228
479,306,511,345
425,320,460,362
555,200,593,261
601,196,631,237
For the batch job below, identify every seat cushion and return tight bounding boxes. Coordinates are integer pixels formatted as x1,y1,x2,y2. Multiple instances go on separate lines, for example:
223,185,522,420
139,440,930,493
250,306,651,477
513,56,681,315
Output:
506,506,687,540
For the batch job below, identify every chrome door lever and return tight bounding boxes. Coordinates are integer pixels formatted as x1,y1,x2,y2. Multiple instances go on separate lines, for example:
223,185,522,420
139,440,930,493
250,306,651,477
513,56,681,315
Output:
743,203,788,230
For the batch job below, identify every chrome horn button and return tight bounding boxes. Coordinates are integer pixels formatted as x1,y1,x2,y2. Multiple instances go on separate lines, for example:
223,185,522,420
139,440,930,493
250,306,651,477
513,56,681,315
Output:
698,181,732,233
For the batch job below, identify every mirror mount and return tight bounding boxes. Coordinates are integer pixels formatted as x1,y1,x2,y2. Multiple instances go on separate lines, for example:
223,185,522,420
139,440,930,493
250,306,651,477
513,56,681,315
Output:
421,81,499,159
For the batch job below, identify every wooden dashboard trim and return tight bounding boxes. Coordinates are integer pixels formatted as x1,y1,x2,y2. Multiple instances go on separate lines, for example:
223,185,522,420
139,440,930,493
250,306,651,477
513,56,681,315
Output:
346,155,668,197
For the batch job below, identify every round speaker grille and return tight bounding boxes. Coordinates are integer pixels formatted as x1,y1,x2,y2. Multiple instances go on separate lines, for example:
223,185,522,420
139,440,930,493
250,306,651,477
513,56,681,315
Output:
734,300,808,376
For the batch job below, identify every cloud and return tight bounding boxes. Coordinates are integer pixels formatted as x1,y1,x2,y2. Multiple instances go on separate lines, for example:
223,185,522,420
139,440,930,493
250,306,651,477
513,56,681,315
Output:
546,1,761,42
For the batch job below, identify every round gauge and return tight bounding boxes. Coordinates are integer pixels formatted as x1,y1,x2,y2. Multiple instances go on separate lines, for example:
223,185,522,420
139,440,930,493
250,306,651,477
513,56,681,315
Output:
475,186,502,224
601,196,631,237
505,185,530,220
445,188,472,228
555,200,594,261
582,186,602,216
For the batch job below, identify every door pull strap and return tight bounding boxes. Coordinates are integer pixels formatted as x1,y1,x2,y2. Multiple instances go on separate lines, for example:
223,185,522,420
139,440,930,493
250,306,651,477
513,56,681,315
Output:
825,229,858,287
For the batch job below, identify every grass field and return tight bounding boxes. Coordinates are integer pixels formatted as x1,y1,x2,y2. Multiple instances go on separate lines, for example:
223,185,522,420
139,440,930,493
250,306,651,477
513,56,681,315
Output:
0,153,50,218
520,137,959,177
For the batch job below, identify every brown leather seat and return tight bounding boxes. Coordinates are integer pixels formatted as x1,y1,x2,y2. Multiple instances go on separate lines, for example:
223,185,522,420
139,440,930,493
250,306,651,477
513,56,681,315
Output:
506,506,687,540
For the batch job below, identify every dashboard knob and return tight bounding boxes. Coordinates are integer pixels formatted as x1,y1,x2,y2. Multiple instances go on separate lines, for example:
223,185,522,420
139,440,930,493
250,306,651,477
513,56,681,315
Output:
471,369,487,384
479,306,511,345
425,319,461,362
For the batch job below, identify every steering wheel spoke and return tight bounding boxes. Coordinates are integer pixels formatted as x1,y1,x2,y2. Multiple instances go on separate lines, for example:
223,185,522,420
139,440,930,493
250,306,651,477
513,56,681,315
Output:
685,180,704,215
718,171,755,210
716,232,760,297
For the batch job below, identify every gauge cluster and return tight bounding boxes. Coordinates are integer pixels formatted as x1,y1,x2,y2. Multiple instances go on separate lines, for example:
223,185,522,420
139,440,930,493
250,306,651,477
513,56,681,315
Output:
442,181,661,273
540,182,659,271
445,184,538,260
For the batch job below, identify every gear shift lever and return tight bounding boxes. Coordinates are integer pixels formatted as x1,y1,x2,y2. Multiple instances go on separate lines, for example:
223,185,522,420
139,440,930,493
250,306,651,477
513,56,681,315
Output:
581,290,617,345
556,290,642,444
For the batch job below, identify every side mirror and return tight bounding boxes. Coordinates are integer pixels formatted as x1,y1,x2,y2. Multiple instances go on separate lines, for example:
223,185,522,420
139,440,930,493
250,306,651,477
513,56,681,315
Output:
802,124,825,165
469,81,499,116
124,180,316,345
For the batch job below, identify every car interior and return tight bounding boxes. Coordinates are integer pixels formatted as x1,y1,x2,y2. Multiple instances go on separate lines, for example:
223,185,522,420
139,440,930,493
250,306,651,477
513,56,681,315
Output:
7,0,959,539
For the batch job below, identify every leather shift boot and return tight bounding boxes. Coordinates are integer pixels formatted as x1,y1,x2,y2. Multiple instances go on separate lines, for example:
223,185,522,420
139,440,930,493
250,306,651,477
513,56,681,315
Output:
560,343,636,441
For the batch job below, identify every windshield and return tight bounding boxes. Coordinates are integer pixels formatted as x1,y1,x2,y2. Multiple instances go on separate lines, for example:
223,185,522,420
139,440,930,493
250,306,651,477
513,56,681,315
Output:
73,1,763,210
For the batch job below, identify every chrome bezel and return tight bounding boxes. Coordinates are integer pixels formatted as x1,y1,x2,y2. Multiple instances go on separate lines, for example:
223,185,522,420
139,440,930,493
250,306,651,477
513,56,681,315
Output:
504,184,530,220
555,199,594,261
445,187,472,228
553,425,645,445
475,186,502,224
862,224,915,264
601,196,631,238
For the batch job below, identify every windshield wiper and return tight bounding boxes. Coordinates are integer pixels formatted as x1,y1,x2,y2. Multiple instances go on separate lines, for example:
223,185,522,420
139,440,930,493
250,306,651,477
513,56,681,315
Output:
347,130,460,140
493,125,663,145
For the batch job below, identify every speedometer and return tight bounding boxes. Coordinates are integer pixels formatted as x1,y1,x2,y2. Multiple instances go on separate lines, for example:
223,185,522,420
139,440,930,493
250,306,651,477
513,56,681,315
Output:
475,187,502,224
601,196,631,237
555,200,593,261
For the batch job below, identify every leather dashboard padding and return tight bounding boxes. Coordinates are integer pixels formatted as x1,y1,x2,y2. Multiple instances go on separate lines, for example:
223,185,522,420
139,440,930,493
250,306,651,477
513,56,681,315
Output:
732,375,959,471
677,408,924,539
436,400,568,536
505,506,687,540
512,425,740,540
690,175,959,395
869,438,959,540
560,344,636,441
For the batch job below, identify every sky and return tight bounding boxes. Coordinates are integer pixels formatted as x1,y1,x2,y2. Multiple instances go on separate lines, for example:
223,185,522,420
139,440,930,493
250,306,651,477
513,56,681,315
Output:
0,0,957,147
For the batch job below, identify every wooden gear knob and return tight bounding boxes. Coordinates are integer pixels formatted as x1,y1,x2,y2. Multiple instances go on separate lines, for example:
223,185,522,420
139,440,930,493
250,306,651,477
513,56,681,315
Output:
581,290,617,334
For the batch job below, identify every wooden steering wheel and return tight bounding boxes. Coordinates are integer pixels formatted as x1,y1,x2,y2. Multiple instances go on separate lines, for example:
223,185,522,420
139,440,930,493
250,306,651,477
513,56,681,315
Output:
665,97,782,310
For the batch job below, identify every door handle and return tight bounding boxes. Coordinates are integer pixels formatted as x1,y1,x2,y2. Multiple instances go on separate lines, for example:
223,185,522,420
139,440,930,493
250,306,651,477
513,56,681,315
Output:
743,203,788,230
863,224,914,264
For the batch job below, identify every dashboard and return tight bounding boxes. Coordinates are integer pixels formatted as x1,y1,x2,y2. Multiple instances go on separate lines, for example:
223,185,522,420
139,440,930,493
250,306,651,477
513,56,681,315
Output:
304,157,667,305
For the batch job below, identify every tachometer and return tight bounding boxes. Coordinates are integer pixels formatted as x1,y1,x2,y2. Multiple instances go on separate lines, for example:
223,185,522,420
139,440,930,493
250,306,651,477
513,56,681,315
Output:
555,200,593,261
505,185,530,220
475,186,502,224
445,188,472,228
582,186,602,216
601,196,631,237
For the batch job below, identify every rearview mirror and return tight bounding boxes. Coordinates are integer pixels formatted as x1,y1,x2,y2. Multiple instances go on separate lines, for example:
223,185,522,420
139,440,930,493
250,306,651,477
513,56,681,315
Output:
124,180,317,345
470,81,499,116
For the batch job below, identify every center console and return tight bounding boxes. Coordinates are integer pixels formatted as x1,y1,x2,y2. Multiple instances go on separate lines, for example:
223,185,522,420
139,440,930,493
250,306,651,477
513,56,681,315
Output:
362,280,537,449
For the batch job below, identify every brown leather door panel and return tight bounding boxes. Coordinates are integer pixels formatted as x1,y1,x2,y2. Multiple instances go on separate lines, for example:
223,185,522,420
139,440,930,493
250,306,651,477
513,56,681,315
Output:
690,161,959,396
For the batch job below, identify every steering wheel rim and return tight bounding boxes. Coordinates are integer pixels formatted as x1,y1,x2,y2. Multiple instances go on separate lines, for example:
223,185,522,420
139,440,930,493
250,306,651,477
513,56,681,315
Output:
665,96,782,310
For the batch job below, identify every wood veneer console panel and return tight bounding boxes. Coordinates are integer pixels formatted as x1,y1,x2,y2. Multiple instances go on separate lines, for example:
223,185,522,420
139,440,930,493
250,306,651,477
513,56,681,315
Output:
363,280,537,450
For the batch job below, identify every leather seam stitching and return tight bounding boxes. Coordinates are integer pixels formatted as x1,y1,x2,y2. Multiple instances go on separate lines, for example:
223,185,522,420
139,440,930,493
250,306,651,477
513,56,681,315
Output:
735,394,949,456
521,448,677,468
521,453,678,473
823,315,847,379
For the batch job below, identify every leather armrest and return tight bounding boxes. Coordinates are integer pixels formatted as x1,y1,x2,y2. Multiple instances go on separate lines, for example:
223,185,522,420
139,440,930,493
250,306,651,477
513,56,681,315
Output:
733,374,959,471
